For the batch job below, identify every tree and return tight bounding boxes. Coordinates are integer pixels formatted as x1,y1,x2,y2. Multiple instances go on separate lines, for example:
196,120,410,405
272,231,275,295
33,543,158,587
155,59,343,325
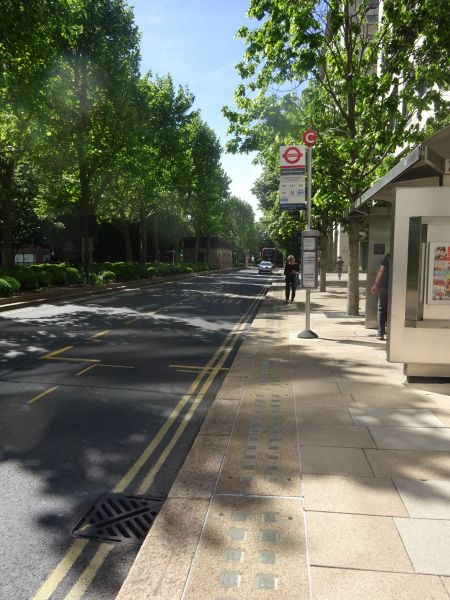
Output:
184,115,230,263
226,0,450,313
0,0,63,268
95,72,195,264
220,196,258,261
33,0,141,276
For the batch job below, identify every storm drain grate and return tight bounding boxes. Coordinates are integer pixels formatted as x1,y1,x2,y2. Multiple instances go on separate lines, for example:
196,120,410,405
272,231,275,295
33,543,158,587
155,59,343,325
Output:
72,493,165,545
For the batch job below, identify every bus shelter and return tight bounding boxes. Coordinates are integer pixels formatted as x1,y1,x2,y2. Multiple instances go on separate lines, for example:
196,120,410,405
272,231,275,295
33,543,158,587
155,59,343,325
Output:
349,125,450,379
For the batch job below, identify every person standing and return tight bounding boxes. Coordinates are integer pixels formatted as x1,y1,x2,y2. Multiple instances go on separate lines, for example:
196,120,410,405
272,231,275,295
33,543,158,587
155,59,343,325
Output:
371,253,390,340
336,256,344,280
284,255,299,304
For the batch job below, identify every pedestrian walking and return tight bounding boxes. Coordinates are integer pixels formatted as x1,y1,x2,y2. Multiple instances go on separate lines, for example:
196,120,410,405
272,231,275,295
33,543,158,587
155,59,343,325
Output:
371,253,390,340
284,255,299,304
336,256,344,280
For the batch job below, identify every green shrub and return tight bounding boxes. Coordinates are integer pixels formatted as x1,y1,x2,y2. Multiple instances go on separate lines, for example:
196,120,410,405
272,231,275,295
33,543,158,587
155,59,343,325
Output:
100,270,116,283
0,275,21,293
110,262,139,281
134,264,150,279
88,273,102,286
8,267,39,290
0,278,13,296
66,267,81,284
93,262,113,274
146,265,158,277
33,270,51,287
156,263,173,275
44,264,68,285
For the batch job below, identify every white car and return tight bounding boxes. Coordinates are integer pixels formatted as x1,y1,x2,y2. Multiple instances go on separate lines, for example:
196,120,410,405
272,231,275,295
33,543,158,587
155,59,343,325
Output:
258,261,273,274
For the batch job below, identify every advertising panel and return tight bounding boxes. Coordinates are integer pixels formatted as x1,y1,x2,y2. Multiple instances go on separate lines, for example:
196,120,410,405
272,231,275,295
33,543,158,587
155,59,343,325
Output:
427,242,450,303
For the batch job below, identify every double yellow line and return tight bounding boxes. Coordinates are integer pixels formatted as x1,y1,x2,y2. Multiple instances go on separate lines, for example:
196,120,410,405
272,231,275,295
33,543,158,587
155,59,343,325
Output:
32,287,266,600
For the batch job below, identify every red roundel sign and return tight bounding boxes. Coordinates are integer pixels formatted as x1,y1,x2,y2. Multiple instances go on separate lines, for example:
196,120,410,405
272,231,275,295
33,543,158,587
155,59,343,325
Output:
303,130,317,146
282,146,303,164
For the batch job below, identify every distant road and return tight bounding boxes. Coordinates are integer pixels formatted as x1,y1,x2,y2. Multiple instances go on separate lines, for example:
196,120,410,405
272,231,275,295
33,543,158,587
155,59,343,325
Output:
0,267,273,600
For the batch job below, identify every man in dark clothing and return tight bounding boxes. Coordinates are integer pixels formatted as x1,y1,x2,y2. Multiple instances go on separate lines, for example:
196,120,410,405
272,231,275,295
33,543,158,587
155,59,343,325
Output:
284,255,299,303
371,253,390,340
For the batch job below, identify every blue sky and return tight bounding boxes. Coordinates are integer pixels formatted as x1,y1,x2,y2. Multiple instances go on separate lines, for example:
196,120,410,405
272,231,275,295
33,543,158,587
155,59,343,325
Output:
129,0,262,218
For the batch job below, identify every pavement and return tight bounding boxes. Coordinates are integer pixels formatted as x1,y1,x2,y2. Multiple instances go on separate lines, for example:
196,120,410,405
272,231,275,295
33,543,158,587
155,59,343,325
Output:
115,272,450,600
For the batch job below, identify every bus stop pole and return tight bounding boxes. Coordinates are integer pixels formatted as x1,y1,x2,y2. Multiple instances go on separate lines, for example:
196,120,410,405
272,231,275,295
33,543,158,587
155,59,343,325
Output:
305,145,312,330
298,144,318,339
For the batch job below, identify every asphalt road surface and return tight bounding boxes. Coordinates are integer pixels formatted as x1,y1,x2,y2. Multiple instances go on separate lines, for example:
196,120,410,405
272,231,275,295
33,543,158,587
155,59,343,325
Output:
0,268,273,600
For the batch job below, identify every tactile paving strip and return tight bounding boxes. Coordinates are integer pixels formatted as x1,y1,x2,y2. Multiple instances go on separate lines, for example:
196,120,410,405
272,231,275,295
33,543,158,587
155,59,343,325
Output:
182,496,308,600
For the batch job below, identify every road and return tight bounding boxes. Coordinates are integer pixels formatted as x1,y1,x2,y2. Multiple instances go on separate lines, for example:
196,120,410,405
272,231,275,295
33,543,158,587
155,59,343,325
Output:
0,268,272,600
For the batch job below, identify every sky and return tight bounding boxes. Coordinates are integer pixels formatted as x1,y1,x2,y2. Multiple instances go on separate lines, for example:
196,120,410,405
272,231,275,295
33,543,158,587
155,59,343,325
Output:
129,0,263,219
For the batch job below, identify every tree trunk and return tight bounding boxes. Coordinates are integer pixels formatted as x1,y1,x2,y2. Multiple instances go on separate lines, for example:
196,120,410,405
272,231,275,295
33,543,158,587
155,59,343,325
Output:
194,231,200,265
347,217,361,315
0,158,15,270
152,216,159,262
207,236,211,263
74,57,94,278
121,219,133,262
139,201,147,266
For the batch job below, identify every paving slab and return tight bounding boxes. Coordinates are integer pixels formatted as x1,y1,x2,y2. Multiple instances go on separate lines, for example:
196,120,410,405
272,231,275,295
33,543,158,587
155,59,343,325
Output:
297,406,354,425
394,517,450,575
310,566,450,600
295,393,356,408
307,511,414,572
442,577,450,595
303,474,408,516
369,426,450,451
301,446,374,477
182,496,309,600
366,449,450,479
215,376,301,496
350,408,445,427
300,424,376,448
393,479,450,519
295,381,341,395
430,409,450,426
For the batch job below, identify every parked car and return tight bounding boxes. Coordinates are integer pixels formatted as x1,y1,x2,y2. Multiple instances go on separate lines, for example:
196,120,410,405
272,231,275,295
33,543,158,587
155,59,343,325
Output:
258,260,273,274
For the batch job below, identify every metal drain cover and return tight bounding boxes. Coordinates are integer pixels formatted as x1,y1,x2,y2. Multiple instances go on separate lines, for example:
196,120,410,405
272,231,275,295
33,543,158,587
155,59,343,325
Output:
72,493,164,545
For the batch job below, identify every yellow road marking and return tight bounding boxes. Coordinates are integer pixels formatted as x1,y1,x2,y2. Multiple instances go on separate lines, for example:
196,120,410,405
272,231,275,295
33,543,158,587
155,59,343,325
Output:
136,308,248,495
76,363,135,376
34,287,267,598
76,364,98,376
31,539,88,600
48,356,100,363
27,386,59,405
90,330,110,339
41,346,74,359
125,317,139,324
148,301,178,315
64,544,112,600
170,364,229,372
99,364,134,369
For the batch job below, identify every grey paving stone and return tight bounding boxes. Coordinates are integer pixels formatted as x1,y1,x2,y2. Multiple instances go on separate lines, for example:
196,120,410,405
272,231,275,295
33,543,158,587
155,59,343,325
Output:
394,518,450,575
350,408,444,428
369,427,450,451
311,566,450,600
301,446,373,477
308,512,414,572
394,479,450,519
303,474,408,516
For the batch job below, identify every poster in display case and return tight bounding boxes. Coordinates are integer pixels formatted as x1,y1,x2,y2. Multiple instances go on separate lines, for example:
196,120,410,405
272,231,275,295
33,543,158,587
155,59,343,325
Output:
427,242,450,304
